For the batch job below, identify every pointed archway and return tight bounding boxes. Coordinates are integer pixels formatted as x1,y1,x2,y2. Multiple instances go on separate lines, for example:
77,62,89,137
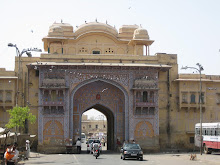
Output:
82,104,114,150
70,78,128,150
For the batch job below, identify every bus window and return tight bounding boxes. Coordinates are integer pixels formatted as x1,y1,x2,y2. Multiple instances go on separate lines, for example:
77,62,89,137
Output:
211,128,215,136
207,128,211,135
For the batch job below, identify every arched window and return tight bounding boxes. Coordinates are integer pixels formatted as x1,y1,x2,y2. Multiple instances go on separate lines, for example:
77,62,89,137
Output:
44,90,50,101
136,91,141,102
150,91,154,103
190,94,196,103
51,90,57,101
58,90,64,101
143,91,148,102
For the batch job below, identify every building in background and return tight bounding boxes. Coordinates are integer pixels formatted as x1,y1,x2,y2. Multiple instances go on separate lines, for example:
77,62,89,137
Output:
0,68,17,127
0,21,220,153
81,114,107,139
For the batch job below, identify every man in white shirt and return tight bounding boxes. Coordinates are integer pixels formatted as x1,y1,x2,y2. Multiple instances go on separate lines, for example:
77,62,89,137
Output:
76,138,81,154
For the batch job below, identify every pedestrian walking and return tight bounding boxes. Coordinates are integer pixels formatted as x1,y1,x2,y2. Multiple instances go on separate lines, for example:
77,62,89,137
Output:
76,138,81,154
26,140,30,159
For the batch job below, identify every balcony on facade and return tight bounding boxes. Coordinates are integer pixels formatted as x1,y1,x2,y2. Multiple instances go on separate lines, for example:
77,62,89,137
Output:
43,106,64,115
42,89,64,106
40,79,68,89
133,78,158,116
180,91,206,110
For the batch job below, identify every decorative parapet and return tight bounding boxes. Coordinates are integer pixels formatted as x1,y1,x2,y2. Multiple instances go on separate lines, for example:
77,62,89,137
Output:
132,78,158,90
41,79,67,88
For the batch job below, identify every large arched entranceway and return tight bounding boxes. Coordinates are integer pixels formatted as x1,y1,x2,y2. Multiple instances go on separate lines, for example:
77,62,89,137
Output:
82,105,114,150
70,79,127,150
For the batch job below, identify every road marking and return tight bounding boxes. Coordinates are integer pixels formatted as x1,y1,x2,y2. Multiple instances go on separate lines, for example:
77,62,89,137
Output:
73,154,80,164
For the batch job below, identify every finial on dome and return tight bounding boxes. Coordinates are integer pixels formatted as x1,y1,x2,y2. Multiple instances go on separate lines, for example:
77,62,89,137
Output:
96,18,98,23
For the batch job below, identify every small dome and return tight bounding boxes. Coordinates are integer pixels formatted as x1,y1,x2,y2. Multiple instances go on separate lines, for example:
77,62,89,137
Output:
49,26,63,33
133,28,149,40
74,22,118,37
48,23,73,37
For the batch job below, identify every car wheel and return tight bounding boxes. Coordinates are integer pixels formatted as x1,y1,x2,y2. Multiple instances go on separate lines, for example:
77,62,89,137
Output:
140,157,143,161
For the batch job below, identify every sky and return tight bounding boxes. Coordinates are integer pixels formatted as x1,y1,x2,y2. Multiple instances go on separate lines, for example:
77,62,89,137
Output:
84,109,107,120
0,0,220,76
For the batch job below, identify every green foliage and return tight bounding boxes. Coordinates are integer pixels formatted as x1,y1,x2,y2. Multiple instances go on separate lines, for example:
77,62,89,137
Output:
5,106,36,130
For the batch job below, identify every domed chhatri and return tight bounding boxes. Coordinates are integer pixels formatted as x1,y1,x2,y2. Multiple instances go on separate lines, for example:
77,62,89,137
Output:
43,21,154,56
48,23,74,37
74,22,118,37
133,28,149,40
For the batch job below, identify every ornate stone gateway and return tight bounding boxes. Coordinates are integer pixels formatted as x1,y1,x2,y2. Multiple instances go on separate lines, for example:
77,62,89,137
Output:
32,62,169,152
25,22,172,152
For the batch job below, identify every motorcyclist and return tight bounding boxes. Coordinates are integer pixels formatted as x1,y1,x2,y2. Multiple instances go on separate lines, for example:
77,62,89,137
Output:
91,140,100,155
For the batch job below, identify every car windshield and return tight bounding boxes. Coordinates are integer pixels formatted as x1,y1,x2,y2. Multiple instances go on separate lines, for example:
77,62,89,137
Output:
88,140,94,143
124,144,141,150
93,140,100,143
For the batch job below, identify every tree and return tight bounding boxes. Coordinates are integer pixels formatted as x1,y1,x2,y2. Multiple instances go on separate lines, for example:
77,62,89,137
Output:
5,106,36,135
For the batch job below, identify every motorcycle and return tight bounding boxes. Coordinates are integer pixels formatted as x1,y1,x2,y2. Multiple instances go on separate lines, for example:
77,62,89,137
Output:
92,143,100,159
93,149,100,159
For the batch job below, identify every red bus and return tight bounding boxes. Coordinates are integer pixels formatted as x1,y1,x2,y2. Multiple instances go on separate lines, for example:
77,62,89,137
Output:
195,123,220,154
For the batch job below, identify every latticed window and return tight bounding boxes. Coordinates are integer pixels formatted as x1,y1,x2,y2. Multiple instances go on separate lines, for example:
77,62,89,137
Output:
149,107,155,115
142,107,148,115
51,106,57,114
0,91,3,102
190,94,196,103
135,107,141,115
6,91,12,102
43,106,50,114
58,106,64,114
182,93,187,103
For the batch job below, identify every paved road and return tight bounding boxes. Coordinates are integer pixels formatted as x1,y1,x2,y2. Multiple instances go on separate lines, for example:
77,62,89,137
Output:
18,152,220,165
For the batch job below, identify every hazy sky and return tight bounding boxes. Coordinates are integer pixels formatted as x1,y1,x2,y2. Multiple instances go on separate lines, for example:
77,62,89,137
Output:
1,0,220,75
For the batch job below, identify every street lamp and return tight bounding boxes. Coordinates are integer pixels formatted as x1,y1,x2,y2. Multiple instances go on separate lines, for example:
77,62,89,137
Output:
181,63,204,155
8,43,42,107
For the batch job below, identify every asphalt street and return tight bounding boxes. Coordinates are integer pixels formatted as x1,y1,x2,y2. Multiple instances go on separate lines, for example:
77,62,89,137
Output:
17,151,220,165
16,142,220,165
